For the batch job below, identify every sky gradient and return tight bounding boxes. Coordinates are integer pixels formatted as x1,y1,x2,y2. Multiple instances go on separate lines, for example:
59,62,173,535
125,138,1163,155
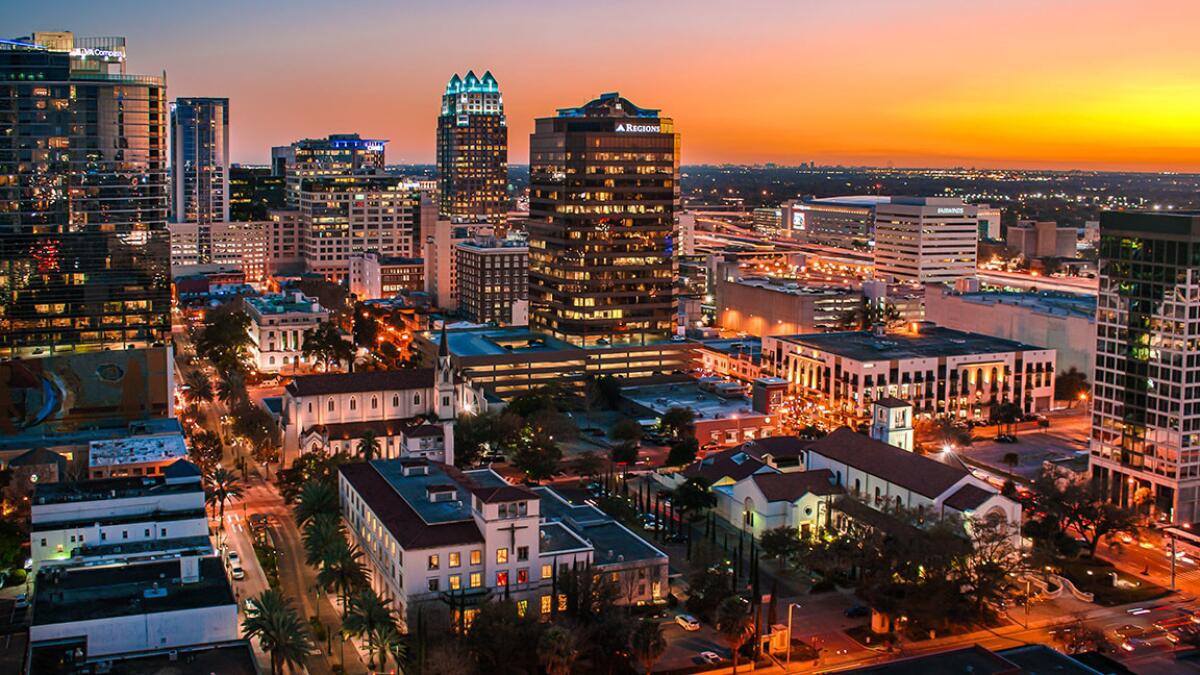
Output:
8,0,1200,171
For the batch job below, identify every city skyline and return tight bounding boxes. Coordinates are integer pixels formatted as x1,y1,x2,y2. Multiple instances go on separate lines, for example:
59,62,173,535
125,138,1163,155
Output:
8,0,1200,172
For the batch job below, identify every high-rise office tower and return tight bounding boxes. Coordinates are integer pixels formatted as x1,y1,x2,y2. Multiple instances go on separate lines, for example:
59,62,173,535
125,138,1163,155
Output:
171,97,230,261
528,93,680,347
284,134,386,205
0,34,170,357
873,197,978,285
1090,211,1200,523
436,71,508,225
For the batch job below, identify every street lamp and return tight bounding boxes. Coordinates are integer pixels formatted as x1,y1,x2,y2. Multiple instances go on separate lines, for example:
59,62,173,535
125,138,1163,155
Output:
785,602,803,667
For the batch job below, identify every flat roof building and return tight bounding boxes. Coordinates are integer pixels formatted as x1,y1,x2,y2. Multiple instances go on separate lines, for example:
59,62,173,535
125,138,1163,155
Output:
874,197,978,285
88,432,189,479
456,236,529,326
714,276,861,337
244,291,330,373
763,324,1056,424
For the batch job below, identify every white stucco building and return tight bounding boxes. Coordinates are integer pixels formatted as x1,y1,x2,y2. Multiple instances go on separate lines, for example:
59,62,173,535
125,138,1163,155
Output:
244,291,330,373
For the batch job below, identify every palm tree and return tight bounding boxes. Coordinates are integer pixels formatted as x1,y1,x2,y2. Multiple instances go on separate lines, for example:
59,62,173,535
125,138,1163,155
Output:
294,479,338,528
318,540,369,611
342,588,397,669
716,596,755,674
184,371,214,404
302,512,345,569
243,589,311,675
357,430,380,462
217,371,247,407
204,467,243,527
630,618,667,674
537,624,580,675
372,622,407,672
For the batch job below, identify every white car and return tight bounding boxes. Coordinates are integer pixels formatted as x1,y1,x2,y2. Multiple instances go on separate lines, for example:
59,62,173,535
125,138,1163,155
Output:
675,614,701,631
699,651,722,664
230,564,245,581
227,550,240,567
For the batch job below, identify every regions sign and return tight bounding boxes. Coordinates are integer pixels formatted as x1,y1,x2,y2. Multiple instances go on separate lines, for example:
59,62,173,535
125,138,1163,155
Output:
614,123,660,133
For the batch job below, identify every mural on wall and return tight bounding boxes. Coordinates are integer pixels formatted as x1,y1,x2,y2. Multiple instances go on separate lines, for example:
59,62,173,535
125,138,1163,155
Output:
0,347,171,436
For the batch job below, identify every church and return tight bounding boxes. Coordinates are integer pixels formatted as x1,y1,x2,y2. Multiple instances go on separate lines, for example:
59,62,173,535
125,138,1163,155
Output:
280,329,483,467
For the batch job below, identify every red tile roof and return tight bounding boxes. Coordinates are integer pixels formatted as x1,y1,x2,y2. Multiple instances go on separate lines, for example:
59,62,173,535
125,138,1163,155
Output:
750,470,842,502
287,368,435,397
740,436,812,459
683,447,769,484
943,483,996,512
805,428,970,499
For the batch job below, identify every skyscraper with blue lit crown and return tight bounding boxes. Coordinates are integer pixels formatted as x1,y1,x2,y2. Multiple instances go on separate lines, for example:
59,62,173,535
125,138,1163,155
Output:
436,70,508,225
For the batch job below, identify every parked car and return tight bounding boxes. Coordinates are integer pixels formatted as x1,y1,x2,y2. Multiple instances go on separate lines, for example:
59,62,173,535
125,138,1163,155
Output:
994,434,1018,443
675,614,701,631
699,651,722,664
226,550,240,567
844,605,870,618
230,563,245,581
14,593,28,610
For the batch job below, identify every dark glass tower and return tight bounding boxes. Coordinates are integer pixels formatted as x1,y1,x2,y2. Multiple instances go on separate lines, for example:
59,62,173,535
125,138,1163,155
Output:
0,40,170,358
527,92,680,348
171,97,230,261
436,71,507,225
1091,211,1200,523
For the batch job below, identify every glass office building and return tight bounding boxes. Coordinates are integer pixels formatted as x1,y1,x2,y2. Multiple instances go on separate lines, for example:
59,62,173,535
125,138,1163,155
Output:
1091,211,1200,523
436,71,508,225
171,97,229,261
0,37,170,357
527,93,680,348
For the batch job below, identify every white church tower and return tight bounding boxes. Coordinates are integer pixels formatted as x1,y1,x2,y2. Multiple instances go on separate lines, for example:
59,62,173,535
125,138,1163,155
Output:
435,324,457,465
869,397,913,451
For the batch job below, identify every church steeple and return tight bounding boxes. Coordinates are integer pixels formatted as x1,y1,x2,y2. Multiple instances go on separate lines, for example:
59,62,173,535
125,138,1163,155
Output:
435,323,455,421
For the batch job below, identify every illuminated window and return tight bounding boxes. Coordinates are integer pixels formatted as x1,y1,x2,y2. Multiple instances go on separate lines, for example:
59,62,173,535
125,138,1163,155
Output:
428,555,439,570
496,548,508,564
541,595,552,614
517,569,529,584
558,594,568,611
541,564,553,579
470,572,482,588
496,571,509,587
449,574,461,590
470,549,482,565
449,552,461,568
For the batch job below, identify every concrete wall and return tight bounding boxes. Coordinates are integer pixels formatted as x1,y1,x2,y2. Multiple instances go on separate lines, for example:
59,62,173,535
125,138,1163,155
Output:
31,604,237,658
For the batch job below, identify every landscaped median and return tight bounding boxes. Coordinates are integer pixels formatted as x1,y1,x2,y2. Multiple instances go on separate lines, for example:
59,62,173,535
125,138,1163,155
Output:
1057,557,1169,607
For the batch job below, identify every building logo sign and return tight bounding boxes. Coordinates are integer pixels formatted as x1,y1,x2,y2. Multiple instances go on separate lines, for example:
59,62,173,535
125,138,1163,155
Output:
936,207,965,215
70,47,125,60
614,123,660,133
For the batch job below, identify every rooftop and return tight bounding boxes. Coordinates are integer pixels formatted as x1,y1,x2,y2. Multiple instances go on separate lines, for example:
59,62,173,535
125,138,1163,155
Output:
684,447,771,484
751,470,841,502
286,368,434,397
33,473,202,507
88,432,188,468
533,487,666,565
338,461,483,550
729,276,859,298
32,557,234,626
807,428,973,499
245,292,325,316
29,643,258,675
538,521,591,554
556,92,660,119
622,381,764,422
941,289,1096,321
845,645,1019,674
430,327,581,358
696,337,762,363
806,195,893,208
778,325,1047,362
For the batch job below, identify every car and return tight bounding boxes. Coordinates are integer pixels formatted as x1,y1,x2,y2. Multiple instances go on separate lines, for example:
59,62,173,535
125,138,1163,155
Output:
226,550,240,567
230,564,245,581
14,593,28,610
675,614,701,631
698,651,722,664
844,605,870,618
994,434,1018,443
666,532,687,543
1114,624,1144,639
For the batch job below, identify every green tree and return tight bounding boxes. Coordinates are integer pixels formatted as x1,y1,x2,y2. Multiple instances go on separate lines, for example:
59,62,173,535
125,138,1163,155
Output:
318,540,369,610
352,304,379,348
716,596,756,674
571,451,605,480
372,623,407,673
666,437,700,467
302,321,355,372
342,589,398,670
454,411,520,467
183,371,214,405
217,371,248,407
465,600,542,675
1056,366,1090,406
302,512,344,569
188,430,224,471
537,624,581,675
630,618,667,674
294,479,338,528
243,589,311,675
673,477,717,521
204,467,243,526
610,440,639,477
992,401,1023,436
357,430,380,462
231,403,279,463
760,526,804,566
1027,470,1139,557
297,278,350,319
1002,452,1019,477
195,308,252,373
610,418,644,444
659,406,696,442
511,438,562,483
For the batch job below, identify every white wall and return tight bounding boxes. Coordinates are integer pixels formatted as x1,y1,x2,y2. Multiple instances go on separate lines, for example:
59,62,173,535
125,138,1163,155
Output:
31,604,237,658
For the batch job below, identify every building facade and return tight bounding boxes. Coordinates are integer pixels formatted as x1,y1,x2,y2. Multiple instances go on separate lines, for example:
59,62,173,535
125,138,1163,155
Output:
0,36,171,357
528,92,680,348
284,133,386,205
169,221,269,283
1090,211,1200,523
787,196,890,250
1006,220,1077,259
244,292,330,373
456,236,529,325
714,276,861,337
437,71,508,225
349,253,425,300
762,324,1056,424
298,176,431,280
171,97,230,262
873,197,978,285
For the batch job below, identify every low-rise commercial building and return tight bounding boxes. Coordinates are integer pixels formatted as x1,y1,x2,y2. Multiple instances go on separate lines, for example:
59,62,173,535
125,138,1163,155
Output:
693,338,763,383
88,431,189,479
338,459,667,628
762,324,1056,423
621,379,778,449
244,292,330,373
1007,220,1077,259
349,252,425,300
30,460,208,570
419,327,586,401
925,285,1095,376
715,276,861,337
785,196,890,249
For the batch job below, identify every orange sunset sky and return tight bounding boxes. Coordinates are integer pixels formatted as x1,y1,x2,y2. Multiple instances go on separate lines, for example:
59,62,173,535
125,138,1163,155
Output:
9,0,1200,171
